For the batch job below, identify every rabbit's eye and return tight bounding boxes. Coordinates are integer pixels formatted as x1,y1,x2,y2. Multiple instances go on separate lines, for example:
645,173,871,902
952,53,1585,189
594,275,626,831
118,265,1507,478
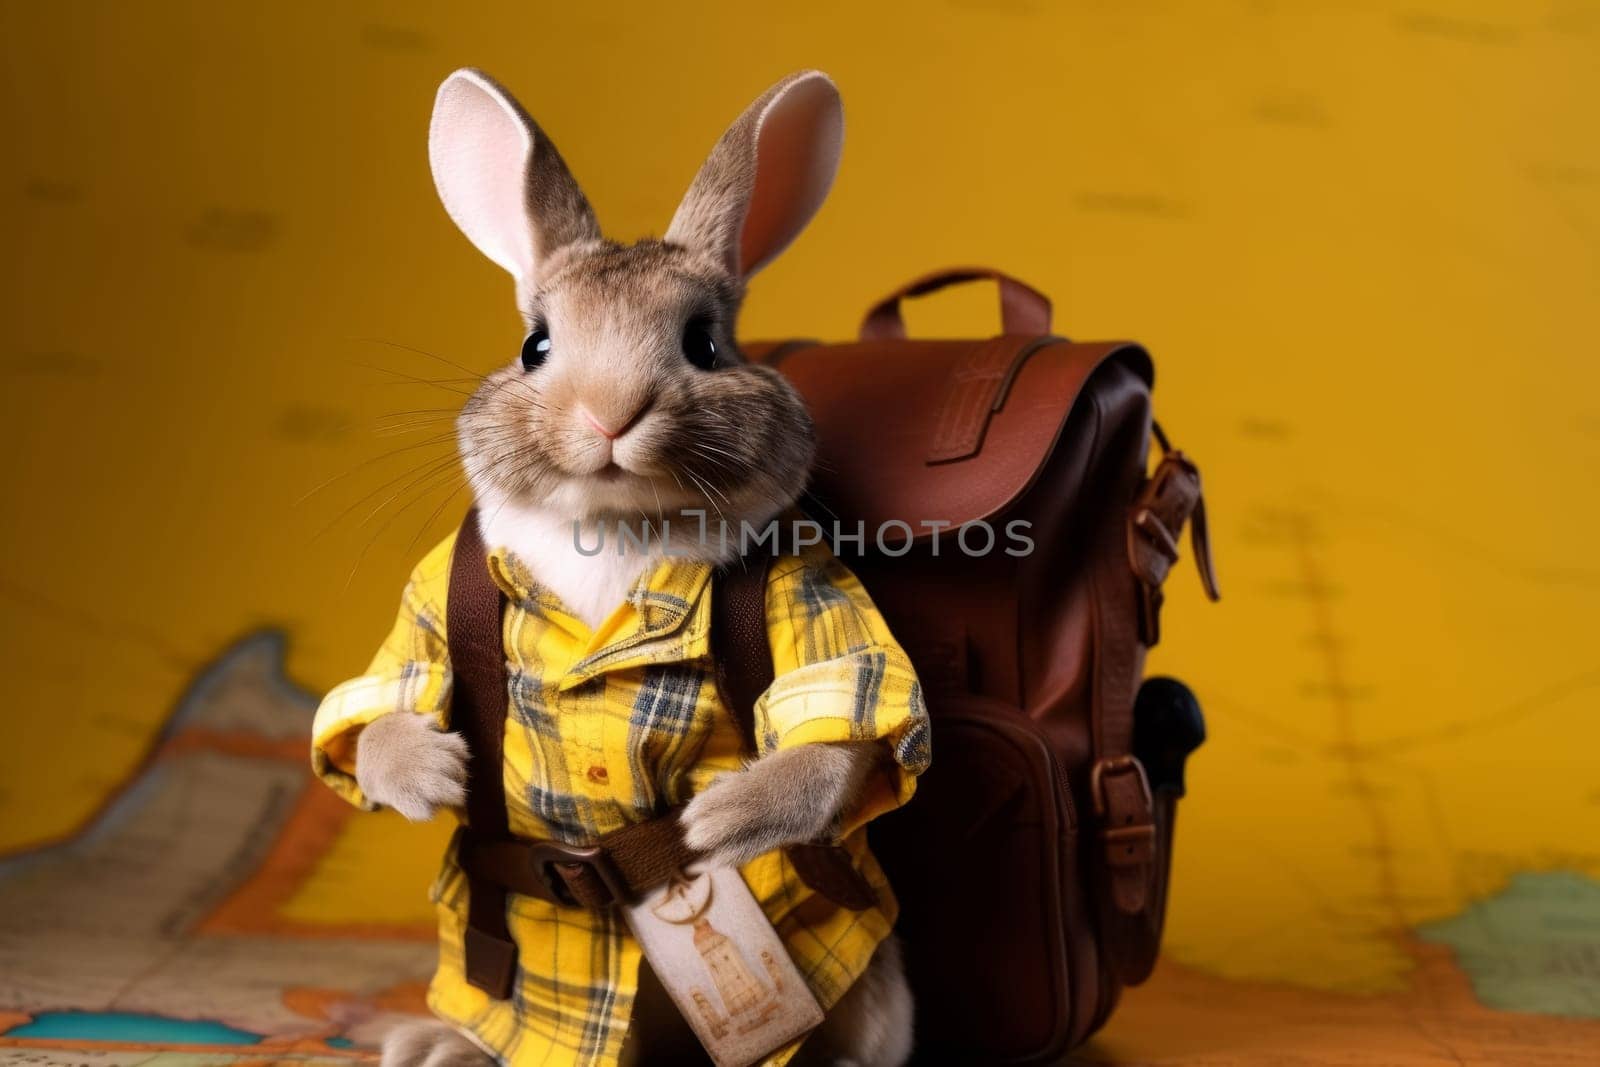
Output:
521,327,552,371
682,321,718,370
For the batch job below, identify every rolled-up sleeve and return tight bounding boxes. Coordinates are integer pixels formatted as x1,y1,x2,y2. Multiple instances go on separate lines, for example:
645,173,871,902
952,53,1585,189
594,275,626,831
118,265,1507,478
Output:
756,543,931,835
310,533,456,808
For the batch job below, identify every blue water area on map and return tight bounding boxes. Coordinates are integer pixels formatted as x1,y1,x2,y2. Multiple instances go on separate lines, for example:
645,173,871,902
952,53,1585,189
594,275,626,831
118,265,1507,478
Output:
6,1011,265,1044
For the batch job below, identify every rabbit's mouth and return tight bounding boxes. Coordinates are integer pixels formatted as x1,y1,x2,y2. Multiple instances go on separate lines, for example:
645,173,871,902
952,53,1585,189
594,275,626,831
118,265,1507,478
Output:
570,460,686,499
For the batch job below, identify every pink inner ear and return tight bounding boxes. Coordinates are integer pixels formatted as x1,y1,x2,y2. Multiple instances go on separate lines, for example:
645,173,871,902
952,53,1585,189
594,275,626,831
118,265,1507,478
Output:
740,77,843,276
430,72,537,280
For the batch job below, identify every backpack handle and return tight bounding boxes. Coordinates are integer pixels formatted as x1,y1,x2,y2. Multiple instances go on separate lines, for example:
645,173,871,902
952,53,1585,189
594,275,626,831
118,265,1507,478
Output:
859,267,1053,341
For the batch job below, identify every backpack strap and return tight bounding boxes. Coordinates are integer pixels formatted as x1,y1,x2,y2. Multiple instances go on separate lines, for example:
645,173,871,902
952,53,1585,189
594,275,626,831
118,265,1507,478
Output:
710,551,879,912
1127,430,1220,645
445,509,518,1000
1092,424,1218,980
708,553,777,744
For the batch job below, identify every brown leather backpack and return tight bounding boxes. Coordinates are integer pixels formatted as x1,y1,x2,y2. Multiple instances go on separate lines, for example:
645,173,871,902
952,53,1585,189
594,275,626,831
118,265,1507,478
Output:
740,267,1220,1062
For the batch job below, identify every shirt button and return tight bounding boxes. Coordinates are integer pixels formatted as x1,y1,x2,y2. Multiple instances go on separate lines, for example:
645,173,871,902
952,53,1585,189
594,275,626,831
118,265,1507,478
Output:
586,765,609,784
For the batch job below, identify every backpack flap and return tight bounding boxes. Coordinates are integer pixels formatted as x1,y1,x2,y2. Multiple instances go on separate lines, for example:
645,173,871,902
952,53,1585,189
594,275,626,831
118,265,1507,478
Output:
750,335,1153,540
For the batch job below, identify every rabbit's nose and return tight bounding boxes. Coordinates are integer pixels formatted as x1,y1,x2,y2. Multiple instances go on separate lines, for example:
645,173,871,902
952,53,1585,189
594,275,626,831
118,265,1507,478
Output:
579,403,645,441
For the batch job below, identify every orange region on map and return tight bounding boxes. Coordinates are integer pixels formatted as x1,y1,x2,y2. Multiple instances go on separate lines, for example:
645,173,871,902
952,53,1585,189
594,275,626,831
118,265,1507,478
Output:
1089,944,1600,1065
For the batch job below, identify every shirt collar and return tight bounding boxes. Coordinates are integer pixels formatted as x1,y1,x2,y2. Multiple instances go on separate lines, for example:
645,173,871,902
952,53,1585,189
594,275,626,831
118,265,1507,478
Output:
485,548,715,685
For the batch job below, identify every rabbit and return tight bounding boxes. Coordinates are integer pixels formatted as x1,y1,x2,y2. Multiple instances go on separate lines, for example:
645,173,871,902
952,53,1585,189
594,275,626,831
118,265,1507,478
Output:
343,68,917,1067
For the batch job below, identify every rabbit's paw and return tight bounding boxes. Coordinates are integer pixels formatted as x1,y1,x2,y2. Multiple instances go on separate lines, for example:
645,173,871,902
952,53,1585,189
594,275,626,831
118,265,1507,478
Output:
681,743,873,869
355,712,468,822
380,1019,493,1067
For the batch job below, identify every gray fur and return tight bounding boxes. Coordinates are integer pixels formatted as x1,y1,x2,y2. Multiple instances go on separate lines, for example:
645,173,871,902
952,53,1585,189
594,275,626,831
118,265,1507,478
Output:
381,1019,496,1067
681,741,882,870
354,712,468,822
795,936,915,1067
456,238,817,542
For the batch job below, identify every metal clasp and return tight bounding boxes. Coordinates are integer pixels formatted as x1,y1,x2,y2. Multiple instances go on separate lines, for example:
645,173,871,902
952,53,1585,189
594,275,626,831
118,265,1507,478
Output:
524,841,629,907
1090,755,1154,819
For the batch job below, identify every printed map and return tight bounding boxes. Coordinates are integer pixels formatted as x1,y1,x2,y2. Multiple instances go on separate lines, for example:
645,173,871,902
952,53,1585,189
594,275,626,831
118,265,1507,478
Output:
0,636,436,1063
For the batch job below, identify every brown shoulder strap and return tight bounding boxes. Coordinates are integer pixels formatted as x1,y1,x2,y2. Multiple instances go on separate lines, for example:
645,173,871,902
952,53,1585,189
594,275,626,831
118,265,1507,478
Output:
712,549,879,912
445,509,517,999
710,552,776,748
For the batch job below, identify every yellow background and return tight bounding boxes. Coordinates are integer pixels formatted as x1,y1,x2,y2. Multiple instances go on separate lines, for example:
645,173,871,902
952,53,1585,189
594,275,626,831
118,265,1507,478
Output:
3,0,1596,1008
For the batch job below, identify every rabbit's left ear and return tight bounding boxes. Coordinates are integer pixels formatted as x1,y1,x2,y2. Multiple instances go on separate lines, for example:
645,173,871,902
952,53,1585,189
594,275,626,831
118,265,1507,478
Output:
428,68,599,293
665,71,843,279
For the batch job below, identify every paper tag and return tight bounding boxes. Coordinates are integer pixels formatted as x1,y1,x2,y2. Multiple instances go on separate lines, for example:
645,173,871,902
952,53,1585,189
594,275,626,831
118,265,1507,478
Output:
623,867,824,1067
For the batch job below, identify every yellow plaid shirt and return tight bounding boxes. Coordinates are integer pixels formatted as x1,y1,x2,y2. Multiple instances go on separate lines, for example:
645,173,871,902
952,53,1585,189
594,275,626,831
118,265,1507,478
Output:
311,532,930,1066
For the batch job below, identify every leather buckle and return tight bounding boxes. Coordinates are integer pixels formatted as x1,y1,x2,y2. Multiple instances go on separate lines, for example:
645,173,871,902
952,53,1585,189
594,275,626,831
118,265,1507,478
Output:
1128,508,1176,645
1128,447,1217,646
1130,507,1180,569
524,841,629,908
1092,756,1158,911
1090,755,1153,819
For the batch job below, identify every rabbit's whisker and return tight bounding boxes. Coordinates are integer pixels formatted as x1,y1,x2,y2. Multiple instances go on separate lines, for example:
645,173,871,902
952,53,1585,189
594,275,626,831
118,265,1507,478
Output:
344,471,468,592
297,434,469,507
348,360,478,398
352,337,493,382
310,451,463,543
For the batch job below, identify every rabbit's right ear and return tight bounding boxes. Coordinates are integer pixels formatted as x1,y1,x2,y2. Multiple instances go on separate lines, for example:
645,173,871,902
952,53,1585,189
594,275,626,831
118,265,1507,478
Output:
428,69,599,292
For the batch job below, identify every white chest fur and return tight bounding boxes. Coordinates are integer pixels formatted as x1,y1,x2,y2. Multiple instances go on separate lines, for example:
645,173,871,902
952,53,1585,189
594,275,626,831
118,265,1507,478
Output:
479,502,654,630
